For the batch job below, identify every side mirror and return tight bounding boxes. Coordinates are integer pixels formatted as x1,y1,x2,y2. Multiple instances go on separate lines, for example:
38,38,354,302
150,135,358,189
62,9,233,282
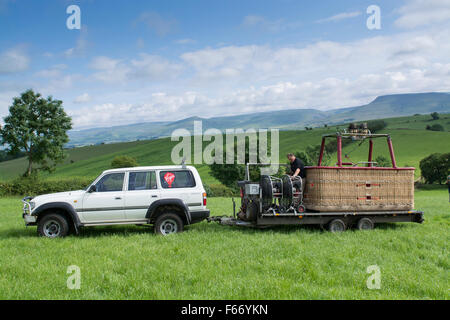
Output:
88,185,97,193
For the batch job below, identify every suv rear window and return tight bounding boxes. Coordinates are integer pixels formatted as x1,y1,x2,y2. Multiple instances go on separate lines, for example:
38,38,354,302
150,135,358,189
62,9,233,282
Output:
159,170,196,189
128,171,157,191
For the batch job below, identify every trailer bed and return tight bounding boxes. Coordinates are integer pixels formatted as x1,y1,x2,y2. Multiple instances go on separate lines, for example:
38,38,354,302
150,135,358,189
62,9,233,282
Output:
208,210,424,229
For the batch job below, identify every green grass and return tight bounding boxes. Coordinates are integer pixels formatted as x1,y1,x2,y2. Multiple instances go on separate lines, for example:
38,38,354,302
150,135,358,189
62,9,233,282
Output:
384,113,450,131
0,189,448,299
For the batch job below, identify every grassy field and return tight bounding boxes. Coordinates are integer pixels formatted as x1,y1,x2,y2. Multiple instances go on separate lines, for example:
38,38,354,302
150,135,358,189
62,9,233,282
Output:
0,189,448,299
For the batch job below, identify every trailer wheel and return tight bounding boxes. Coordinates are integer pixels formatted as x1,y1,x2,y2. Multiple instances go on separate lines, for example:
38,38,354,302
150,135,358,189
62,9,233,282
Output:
356,218,374,230
328,219,346,232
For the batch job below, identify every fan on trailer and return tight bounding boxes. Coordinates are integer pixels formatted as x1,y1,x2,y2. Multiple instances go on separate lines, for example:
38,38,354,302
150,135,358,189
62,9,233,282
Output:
280,175,293,209
260,175,274,210
291,176,305,213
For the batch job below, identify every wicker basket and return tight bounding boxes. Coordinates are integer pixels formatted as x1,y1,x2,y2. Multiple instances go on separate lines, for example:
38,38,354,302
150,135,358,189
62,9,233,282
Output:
303,167,415,212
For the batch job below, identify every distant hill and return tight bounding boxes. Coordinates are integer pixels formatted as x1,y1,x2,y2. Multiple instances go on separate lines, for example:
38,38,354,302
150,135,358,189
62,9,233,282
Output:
68,92,450,146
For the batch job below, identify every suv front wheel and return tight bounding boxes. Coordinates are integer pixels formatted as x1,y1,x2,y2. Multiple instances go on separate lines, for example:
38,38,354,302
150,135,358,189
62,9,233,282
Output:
154,213,184,236
37,214,70,238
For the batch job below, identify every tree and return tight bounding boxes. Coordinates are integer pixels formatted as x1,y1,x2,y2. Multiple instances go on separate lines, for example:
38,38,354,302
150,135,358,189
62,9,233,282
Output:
367,120,387,133
427,124,444,132
0,149,25,163
375,155,391,167
0,90,72,176
209,138,284,189
111,155,139,168
294,151,313,166
420,153,450,184
431,112,440,120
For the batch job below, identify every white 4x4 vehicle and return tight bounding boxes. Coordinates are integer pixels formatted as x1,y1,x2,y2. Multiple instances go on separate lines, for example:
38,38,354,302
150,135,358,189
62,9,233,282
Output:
22,165,209,237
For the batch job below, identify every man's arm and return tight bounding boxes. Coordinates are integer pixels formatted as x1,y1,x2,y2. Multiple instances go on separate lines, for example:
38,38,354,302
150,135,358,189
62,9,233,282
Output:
293,168,300,177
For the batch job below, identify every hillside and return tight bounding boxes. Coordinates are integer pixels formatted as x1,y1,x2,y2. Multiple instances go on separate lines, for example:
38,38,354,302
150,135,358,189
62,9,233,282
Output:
1,113,449,183
67,92,450,146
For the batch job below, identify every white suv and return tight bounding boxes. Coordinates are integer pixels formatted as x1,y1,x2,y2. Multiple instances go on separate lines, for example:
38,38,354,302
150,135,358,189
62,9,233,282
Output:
22,165,209,237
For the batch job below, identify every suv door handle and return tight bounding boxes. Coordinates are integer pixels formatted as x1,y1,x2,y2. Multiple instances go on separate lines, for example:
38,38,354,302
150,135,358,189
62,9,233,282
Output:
115,197,122,200
151,195,158,198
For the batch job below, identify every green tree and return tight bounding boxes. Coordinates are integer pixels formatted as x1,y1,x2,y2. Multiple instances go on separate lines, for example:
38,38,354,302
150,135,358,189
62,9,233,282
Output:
111,155,139,168
209,137,284,188
0,90,72,176
419,153,450,184
431,112,440,120
427,124,444,131
375,155,391,167
367,120,387,133
294,151,313,166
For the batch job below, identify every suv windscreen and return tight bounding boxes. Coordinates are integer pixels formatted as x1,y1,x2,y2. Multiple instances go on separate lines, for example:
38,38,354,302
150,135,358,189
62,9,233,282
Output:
95,173,125,192
159,170,196,189
128,171,157,190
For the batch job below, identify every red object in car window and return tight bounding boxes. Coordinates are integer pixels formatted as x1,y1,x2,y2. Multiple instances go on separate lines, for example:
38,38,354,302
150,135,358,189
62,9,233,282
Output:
164,172,175,188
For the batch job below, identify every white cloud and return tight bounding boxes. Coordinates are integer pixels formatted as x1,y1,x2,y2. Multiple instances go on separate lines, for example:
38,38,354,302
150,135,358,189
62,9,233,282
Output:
34,64,67,78
316,11,361,23
73,93,91,104
0,47,29,74
242,15,300,32
69,25,450,129
89,56,128,83
136,38,145,48
4,4,449,130
395,0,450,29
89,54,182,83
175,38,196,45
130,54,183,79
90,56,121,71
135,11,177,37
64,26,88,58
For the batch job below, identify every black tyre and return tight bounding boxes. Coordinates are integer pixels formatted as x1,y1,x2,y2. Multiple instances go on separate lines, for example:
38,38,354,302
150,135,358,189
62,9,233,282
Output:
154,213,184,235
328,219,346,232
356,217,374,230
37,214,70,238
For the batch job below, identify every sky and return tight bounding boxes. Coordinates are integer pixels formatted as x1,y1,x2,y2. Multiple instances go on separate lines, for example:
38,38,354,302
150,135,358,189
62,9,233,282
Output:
0,0,449,130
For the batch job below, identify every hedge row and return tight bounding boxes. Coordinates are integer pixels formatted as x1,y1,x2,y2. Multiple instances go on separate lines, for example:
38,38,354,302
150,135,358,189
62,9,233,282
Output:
203,183,239,197
0,177,238,198
0,177,93,197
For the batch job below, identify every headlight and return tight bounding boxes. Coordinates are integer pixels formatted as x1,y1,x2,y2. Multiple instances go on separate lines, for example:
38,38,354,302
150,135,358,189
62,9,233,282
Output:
29,201,36,211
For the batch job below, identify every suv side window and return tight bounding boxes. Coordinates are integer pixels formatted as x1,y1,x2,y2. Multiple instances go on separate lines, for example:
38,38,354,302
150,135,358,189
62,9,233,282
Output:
128,171,157,191
159,170,196,189
95,173,125,192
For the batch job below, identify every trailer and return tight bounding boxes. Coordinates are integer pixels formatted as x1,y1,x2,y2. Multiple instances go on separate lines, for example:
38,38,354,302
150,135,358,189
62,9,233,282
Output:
208,127,424,232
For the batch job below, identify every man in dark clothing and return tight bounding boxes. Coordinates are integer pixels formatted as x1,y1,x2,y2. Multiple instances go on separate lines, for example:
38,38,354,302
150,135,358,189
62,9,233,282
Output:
287,153,305,178
287,153,306,191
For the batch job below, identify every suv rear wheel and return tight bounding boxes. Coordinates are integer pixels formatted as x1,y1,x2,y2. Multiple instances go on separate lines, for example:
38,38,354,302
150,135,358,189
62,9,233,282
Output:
38,214,70,238
154,213,184,236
